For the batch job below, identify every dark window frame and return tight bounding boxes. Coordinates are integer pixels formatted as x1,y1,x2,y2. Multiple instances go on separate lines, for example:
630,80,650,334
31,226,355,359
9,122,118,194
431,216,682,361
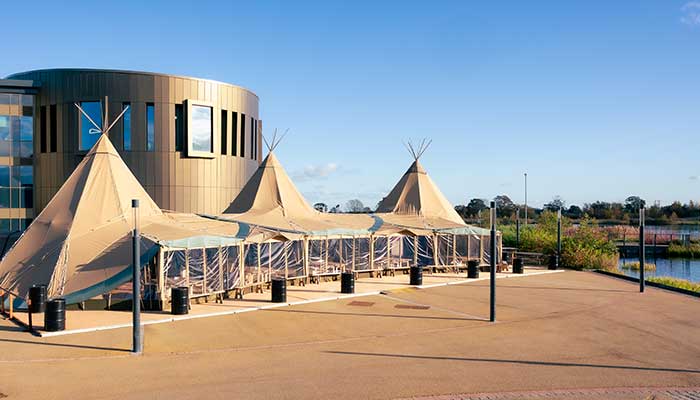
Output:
40,106,47,153
49,104,57,153
240,113,246,158
221,109,228,155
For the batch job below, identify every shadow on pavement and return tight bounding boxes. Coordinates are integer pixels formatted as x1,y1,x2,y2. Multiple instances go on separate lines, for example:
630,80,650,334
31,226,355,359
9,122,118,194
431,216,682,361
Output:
265,308,485,322
0,338,129,353
325,351,700,374
466,283,632,293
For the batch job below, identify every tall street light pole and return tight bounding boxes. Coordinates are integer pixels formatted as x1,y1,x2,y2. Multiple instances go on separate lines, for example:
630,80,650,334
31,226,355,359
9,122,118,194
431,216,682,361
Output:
524,173,528,226
639,206,645,293
132,199,143,354
490,200,497,322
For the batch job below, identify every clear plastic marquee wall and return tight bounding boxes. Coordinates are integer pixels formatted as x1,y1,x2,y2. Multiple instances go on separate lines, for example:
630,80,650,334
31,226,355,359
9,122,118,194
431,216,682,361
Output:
154,227,501,302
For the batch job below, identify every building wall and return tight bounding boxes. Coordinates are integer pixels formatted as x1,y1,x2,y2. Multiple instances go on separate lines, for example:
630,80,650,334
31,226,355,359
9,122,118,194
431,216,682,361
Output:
7,69,262,215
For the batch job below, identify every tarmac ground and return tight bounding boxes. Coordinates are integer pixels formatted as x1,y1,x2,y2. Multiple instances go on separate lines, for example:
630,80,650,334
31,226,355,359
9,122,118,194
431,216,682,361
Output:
0,270,698,400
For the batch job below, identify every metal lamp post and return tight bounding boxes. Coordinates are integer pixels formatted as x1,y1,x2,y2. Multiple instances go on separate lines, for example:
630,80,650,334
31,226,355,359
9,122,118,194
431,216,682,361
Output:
557,208,562,269
490,200,497,322
639,206,645,293
524,173,528,226
132,199,143,354
516,207,520,248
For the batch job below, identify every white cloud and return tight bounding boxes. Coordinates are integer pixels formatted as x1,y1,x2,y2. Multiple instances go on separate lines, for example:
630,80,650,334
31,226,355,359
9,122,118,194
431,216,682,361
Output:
292,163,339,182
690,175,699,181
681,2,700,26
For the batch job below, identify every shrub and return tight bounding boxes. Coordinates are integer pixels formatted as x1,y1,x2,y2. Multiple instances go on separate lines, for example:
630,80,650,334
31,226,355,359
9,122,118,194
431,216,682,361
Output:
648,277,700,293
668,243,700,258
502,212,619,270
621,262,656,271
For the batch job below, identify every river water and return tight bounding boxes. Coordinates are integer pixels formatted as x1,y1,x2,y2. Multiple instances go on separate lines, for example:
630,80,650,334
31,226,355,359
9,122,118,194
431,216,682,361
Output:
617,256,700,283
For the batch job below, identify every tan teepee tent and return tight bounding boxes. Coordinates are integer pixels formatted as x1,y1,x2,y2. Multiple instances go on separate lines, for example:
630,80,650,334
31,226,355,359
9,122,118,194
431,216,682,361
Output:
223,151,374,234
0,134,163,302
376,159,465,228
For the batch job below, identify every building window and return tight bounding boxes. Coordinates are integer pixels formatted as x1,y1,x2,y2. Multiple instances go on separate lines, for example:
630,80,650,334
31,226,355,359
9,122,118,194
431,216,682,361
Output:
0,166,8,208
17,116,33,158
240,113,246,158
0,116,32,158
79,101,102,151
122,103,131,151
0,94,18,106
146,103,155,151
21,95,33,117
221,110,228,155
231,111,238,156
190,105,212,153
40,106,47,153
49,104,57,152
175,104,184,151
0,165,31,209
0,116,9,157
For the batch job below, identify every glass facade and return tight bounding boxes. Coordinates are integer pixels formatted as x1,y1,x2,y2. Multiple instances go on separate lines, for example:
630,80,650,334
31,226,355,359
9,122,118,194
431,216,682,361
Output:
79,101,102,151
0,115,33,157
146,103,155,151
190,105,213,153
0,91,34,235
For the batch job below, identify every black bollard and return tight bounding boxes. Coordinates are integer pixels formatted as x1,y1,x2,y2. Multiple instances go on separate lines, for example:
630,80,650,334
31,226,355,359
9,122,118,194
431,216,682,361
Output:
341,272,354,294
513,258,524,274
29,284,47,314
271,278,287,303
44,299,66,332
410,266,423,286
467,260,480,279
548,254,558,270
171,287,189,315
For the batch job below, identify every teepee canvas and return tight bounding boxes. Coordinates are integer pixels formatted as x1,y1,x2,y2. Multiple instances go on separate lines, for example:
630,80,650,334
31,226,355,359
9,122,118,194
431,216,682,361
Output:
376,141,465,227
0,134,162,302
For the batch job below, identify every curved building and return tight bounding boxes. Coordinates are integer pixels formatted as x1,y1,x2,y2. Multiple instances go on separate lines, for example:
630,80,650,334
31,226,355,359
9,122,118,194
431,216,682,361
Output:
2,68,262,231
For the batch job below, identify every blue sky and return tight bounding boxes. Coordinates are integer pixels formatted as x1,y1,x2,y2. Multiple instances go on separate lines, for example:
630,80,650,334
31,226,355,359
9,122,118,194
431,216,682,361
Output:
2,1,699,209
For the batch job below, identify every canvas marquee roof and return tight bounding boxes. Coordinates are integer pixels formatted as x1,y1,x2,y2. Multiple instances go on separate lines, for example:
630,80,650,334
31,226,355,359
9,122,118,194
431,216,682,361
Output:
0,135,243,305
221,152,376,237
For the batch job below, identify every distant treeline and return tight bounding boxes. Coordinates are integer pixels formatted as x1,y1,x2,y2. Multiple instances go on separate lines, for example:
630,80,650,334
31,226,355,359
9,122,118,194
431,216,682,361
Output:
455,195,700,224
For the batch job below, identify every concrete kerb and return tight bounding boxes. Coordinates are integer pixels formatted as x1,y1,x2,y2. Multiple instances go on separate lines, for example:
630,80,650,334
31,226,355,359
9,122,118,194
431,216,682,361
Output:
37,269,566,338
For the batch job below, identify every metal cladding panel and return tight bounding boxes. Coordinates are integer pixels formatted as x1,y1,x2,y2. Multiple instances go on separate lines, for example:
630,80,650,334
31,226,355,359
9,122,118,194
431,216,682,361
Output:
8,68,260,214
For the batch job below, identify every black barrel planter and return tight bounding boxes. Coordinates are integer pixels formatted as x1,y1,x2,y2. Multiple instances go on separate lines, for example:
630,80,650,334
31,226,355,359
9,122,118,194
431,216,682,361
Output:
341,272,355,294
410,266,423,286
513,258,524,274
171,287,189,315
467,260,480,279
29,284,47,314
44,299,66,332
271,278,287,303
548,254,558,270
